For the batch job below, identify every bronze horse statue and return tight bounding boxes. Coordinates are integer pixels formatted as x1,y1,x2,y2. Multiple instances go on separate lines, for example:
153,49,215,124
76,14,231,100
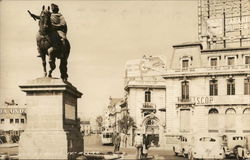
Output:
30,6,70,81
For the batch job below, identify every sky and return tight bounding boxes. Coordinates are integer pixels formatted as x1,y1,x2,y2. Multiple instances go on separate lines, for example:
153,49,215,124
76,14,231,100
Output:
0,0,198,121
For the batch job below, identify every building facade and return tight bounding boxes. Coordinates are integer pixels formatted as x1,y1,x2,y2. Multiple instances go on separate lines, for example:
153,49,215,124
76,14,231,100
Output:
0,100,27,137
164,43,250,137
124,56,168,147
80,120,91,135
124,0,250,148
103,97,124,133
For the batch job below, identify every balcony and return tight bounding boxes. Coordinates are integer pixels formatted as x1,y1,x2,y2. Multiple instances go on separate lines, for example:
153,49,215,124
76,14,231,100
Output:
163,64,250,78
177,97,195,105
141,102,156,112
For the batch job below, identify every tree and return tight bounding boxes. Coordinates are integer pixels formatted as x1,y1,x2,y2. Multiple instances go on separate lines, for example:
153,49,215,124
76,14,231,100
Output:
96,115,103,133
118,115,135,134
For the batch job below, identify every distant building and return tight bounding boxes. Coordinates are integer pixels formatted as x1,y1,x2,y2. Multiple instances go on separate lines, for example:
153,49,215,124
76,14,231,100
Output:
0,100,27,136
103,97,124,132
80,120,91,135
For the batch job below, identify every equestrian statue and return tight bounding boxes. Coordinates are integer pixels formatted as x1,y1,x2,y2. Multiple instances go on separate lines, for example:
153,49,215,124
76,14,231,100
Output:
28,4,70,81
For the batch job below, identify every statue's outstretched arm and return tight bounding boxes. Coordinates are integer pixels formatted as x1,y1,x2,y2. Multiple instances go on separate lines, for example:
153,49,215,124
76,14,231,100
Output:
27,10,40,21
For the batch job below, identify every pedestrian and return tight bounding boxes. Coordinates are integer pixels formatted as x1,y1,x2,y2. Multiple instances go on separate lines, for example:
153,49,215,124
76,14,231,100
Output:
124,134,128,148
134,132,143,159
116,133,121,152
142,134,150,158
113,132,117,153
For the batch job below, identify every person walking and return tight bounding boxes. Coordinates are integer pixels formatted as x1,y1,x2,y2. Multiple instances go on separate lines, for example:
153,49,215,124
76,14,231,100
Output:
116,133,121,153
134,132,143,159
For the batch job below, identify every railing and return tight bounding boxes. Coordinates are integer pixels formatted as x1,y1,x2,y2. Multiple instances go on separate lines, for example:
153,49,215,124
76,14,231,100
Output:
142,102,156,109
170,64,250,73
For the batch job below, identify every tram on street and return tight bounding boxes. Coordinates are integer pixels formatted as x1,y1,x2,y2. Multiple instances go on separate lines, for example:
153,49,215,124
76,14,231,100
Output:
101,130,113,145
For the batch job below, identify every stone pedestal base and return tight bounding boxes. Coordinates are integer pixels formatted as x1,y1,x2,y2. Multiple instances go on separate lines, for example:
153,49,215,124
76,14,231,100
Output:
19,78,83,160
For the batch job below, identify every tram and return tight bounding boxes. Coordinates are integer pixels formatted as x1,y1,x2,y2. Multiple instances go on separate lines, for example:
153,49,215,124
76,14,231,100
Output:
101,130,113,145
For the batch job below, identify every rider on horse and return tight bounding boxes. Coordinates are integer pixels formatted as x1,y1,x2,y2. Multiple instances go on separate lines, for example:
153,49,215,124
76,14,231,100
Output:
28,3,67,57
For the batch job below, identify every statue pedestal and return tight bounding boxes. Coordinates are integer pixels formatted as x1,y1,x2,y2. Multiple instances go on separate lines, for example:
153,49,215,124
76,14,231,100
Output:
19,78,83,160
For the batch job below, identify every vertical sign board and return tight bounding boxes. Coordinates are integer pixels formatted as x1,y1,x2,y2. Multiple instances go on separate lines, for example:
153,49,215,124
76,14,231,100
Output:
64,94,77,124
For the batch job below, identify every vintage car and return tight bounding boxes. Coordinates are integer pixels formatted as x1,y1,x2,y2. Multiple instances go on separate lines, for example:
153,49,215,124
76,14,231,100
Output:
173,135,192,157
222,134,247,158
188,135,225,160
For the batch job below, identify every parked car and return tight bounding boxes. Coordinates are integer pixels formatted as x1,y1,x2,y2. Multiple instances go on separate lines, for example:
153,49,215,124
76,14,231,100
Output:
222,134,247,158
188,135,225,160
173,135,192,157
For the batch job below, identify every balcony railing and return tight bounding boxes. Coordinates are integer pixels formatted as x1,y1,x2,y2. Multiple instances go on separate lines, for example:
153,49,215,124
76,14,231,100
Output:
170,64,250,73
142,102,156,108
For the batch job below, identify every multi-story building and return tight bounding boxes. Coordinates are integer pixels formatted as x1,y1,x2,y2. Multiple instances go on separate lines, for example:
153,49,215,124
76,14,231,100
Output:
80,120,91,135
124,56,167,147
164,42,250,137
103,97,124,132
0,100,27,137
124,0,250,148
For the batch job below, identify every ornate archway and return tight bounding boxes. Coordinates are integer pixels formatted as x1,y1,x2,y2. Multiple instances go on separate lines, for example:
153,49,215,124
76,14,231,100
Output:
142,114,160,146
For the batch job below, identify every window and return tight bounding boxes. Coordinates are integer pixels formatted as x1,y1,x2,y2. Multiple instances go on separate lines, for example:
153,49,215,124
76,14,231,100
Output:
225,108,236,131
21,119,25,124
209,80,218,96
208,108,219,132
181,81,189,101
227,79,235,95
0,119,4,124
10,119,13,124
15,119,19,123
182,60,189,69
244,79,250,95
245,56,250,65
227,57,235,66
242,108,250,131
210,58,217,67
145,91,151,102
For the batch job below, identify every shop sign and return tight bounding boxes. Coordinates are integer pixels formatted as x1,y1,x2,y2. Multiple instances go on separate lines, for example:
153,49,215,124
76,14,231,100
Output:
0,108,26,114
191,96,213,105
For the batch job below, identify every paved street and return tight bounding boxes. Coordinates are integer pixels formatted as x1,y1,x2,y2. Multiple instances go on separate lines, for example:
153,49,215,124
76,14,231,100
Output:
84,134,186,160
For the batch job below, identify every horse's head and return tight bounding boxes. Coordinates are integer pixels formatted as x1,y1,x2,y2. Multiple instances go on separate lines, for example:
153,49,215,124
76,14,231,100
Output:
39,5,51,35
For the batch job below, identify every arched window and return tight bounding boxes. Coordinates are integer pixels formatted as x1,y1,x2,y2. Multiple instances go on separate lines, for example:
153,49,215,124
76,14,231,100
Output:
243,108,250,114
208,108,219,132
225,108,236,114
208,108,219,114
145,91,151,102
242,108,250,132
225,108,236,132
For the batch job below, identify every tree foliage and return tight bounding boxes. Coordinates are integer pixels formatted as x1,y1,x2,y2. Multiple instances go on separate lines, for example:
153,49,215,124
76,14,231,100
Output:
96,115,103,128
118,115,135,134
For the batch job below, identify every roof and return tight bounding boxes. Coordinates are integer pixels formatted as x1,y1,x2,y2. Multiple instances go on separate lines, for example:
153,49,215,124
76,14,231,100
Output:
173,42,203,49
